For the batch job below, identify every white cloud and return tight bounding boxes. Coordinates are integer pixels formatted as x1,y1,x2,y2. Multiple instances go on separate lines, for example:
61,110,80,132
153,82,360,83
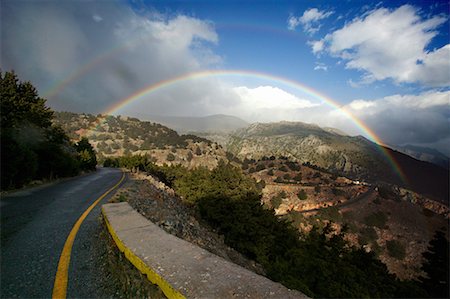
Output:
348,99,376,110
288,8,333,34
314,62,328,71
308,40,324,54
338,90,450,150
92,14,103,22
233,86,317,110
300,8,333,24
287,16,301,31
313,5,449,87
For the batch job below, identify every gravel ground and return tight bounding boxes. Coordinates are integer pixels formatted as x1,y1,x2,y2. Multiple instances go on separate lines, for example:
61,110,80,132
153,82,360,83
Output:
109,171,265,276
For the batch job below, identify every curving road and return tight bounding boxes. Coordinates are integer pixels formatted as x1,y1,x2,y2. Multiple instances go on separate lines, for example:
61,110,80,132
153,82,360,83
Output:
1,168,125,298
298,187,376,214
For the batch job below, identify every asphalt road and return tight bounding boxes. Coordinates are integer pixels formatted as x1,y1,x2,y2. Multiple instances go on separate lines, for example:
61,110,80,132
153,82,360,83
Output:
1,167,125,298
298,187,375,214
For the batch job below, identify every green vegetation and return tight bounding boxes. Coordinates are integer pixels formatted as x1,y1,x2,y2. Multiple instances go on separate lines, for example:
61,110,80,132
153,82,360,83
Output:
286,211,305,227
293,173,302,181
332,187,346,197
1,71,96,190
420,230,449,298
317,206,342,222
271,195,283,209
364,211,388,229
54,111,210,152
75,137,97,171
359,227,378,245
297,189,308,200
255,163,265,171
270,191,287,209
386,240,406,260
285,161,300,171
109,154,428,298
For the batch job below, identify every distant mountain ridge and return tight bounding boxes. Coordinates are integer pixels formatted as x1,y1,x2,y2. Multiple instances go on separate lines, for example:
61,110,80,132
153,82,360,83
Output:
136,114,249,133
53,113,448,203
390,144,449,169
226,121,448,203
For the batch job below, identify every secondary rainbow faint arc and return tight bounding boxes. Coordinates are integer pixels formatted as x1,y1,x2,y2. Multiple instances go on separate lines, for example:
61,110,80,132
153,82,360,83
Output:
94,69,408,183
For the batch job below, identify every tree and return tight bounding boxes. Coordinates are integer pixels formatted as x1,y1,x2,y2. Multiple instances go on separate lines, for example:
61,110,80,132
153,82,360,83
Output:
186,151,193,162
75,137,97,171
256,163,265,171
386,240,406,260
1,71,53,129
166,153,175,161
420,230,449,298
271,195,283,209
364,211,387,229
1,70,82,189
293,173,302,182
195,146,202,156
297,189,308,200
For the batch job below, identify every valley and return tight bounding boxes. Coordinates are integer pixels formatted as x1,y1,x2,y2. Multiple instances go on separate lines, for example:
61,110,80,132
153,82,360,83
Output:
54,111,449,283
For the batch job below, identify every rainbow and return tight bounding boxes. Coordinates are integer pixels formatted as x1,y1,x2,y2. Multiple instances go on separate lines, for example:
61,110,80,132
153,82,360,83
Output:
42,22,303,100
85,69,408,183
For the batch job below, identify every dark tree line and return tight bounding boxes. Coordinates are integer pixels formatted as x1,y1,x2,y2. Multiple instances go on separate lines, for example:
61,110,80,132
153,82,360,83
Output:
1,70,96,190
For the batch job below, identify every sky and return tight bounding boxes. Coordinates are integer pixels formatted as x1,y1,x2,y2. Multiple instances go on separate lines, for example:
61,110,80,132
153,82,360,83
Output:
1,0,449,154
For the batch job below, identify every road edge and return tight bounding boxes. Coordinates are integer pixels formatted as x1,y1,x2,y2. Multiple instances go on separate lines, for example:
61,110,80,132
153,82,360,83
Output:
102,207,185,299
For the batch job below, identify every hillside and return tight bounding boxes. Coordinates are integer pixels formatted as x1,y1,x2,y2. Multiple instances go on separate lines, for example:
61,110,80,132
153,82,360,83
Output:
390,144,449,169
226,122,449,203
53,112,230,169
242,157,448,280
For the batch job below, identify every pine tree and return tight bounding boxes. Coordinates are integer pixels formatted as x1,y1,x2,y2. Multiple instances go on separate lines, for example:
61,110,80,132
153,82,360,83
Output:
420,230,449,298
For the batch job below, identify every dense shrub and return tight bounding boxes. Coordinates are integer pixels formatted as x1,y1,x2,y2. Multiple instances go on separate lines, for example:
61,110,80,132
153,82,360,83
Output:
386,240,406,260
359,227,378,245
364,211,388,229
297,189,308,200
166,153,175,161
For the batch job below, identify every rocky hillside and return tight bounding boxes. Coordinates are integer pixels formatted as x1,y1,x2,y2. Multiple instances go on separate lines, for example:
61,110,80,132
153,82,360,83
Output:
227,122,394,182
226,122,449,203
53,112,229,169
242,157,448,280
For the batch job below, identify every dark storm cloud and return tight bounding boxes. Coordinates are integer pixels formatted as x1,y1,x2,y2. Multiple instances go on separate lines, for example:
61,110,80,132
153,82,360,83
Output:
1,0,219,113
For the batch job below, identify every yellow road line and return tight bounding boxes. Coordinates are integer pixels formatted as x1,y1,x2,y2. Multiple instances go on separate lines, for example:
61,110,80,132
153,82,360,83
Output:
102,208,186,299
52,172,125,299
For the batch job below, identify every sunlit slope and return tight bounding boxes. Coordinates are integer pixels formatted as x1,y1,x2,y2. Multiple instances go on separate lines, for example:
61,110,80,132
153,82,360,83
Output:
53,111,229,169
227,122,448,203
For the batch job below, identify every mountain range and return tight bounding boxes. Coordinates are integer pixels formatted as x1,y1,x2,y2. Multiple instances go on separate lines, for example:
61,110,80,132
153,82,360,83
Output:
390,144,448,169
54,112,448,203
223,122,448,203
134,114,248,133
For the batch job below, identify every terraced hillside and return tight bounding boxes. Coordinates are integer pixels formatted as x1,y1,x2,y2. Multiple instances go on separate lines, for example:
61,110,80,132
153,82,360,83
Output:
226,122,449,203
